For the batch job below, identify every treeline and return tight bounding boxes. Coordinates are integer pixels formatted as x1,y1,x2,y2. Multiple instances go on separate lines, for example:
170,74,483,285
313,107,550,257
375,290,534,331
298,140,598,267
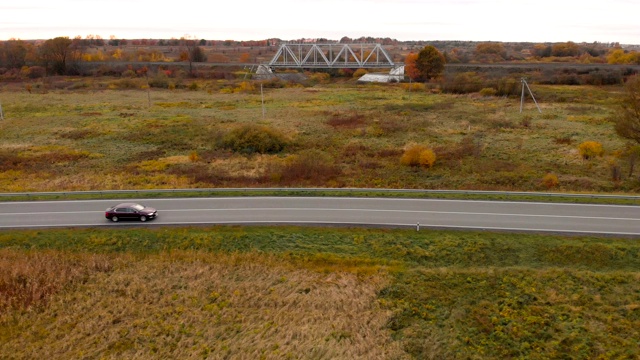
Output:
2,36,640,82
402,41,640,65
442,64,639,95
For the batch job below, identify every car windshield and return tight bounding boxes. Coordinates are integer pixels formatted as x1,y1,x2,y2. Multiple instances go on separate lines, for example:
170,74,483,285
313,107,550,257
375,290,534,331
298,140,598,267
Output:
131,204,145,211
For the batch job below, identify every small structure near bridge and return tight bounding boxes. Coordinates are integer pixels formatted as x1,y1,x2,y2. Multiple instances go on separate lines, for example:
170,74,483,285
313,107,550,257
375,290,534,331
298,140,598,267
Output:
357,66,405,83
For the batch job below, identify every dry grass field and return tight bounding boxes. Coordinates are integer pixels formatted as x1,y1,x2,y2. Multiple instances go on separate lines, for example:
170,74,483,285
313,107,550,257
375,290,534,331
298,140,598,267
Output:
0,76,636,193
1,76,639,359
1,227,639,359
1,249,404,359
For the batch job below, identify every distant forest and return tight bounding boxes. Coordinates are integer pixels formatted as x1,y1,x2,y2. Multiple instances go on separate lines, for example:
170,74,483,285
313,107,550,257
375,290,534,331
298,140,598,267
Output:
1,36,639,85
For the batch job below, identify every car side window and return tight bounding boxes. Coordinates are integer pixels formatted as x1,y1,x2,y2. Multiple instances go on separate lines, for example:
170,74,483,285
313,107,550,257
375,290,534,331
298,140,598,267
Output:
116,208,127,213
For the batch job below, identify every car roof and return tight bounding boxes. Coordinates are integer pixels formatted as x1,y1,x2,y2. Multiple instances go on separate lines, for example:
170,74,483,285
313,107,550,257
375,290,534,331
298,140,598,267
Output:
115,202,142,208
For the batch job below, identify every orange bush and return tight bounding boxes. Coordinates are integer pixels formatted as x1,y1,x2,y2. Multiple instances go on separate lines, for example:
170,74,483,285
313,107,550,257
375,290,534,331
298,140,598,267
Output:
578,141,604,160
418,148,436,168
401,144,436,168
542,173,559,189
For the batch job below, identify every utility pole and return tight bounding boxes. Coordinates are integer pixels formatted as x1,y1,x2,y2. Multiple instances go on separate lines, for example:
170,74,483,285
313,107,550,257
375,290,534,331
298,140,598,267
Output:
261,84,265,119
520,78,542,113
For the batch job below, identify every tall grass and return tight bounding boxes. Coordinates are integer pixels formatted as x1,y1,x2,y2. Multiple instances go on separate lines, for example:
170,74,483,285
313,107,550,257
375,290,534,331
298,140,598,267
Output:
0,249,114,311
1,249,404,359
1,227,639,358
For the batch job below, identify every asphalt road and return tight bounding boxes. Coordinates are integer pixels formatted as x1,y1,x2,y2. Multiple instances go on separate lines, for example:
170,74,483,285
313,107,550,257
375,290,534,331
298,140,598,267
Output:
0,197,639,236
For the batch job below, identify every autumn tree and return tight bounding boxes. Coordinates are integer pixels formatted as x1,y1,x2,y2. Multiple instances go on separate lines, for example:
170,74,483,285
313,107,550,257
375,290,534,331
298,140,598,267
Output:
532,44,552,58
239,52,251,63
474,42,506,62
614,75,640,144
551,42,580,57
180,35,205,76
38,37,81,75
404,52,419,81
191,46,206,62
607,49,640,64
0,39,29,69
412,45,445,82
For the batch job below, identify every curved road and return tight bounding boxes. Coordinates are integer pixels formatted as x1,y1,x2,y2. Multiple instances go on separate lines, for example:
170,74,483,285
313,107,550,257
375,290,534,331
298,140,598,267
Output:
0,197,639,236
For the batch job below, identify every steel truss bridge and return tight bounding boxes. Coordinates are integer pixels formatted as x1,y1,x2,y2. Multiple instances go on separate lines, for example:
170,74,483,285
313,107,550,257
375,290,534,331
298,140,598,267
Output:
267,43,397,69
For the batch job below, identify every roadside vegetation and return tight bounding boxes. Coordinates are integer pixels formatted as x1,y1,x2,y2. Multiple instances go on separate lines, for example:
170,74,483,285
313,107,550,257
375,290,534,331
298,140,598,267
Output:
1,76,639,194
1,226,639,358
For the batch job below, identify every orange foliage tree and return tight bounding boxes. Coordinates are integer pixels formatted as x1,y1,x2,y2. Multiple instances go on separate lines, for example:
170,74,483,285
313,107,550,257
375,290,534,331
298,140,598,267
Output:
406,46,445,82
239,53,251,63
404,53,420,81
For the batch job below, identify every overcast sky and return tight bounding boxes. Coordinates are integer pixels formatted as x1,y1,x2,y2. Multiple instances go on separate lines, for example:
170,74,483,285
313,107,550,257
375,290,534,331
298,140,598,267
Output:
1,0,638,44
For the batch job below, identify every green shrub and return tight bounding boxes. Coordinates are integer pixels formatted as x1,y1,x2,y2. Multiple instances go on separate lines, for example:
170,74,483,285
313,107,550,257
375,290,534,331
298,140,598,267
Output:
494,77,521,96
479,87,497,96
148,72,170,88
442,72,485,94
113,78,143,89
222,124,288,154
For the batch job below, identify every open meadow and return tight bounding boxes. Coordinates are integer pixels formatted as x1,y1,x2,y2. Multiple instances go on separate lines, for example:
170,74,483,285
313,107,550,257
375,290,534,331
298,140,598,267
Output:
0,76,637,193
1,76,639,359
1,226,639,359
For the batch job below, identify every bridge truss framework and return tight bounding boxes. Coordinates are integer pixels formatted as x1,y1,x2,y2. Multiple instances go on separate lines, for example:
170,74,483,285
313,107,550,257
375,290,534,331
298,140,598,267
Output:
267,43,397,69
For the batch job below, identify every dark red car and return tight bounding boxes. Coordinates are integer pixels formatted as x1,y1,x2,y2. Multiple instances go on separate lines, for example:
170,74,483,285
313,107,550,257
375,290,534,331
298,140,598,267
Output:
105,203,158,222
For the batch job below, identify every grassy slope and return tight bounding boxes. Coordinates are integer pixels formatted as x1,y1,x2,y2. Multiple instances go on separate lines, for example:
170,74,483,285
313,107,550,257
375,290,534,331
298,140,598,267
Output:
1,227,639,359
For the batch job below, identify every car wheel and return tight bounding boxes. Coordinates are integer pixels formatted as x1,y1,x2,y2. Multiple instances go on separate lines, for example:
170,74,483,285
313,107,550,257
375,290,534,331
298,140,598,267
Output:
140,215,147,222
111,216,119,222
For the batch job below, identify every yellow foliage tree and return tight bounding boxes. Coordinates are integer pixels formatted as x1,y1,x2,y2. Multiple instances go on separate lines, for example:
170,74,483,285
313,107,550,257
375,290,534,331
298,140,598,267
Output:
607,49,640,64
111,49,123,60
